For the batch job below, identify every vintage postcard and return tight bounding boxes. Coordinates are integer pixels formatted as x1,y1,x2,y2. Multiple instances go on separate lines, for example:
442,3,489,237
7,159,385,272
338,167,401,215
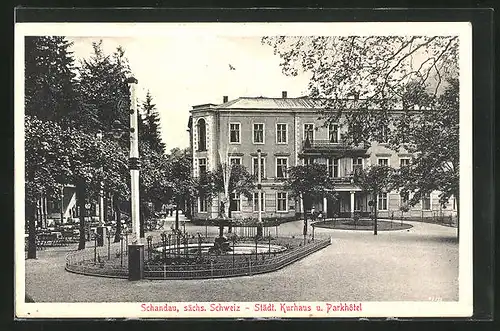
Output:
15,21,473,318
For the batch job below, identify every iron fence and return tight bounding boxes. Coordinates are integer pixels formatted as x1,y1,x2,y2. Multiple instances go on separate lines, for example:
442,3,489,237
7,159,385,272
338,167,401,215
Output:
65,236,331,280
144,238,331,279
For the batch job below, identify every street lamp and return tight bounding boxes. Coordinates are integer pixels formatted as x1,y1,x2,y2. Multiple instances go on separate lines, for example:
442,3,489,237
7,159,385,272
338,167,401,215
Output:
123,77,146,281
95,130,106,247
126,77,141,243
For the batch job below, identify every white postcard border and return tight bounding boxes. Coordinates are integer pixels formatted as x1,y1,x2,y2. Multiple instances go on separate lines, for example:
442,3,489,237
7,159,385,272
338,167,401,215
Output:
14,21,473,319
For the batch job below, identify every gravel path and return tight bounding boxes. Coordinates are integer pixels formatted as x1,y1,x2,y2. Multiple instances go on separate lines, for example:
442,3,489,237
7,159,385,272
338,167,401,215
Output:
25,218,458,302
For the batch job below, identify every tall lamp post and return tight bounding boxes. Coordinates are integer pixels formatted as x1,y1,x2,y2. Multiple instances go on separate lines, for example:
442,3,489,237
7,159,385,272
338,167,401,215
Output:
127,77,141,242
95,130,106,247
125,77,145,281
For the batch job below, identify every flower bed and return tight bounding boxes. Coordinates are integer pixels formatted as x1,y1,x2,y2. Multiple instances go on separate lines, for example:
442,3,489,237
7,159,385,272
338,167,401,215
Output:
314,219,413,231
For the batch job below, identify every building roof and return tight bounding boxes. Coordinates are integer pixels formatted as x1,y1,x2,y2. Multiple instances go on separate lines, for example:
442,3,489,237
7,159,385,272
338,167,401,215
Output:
191,96,425,112
216,96,324,110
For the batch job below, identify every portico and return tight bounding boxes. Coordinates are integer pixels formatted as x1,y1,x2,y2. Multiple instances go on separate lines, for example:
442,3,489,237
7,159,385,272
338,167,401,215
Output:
321,189,369,218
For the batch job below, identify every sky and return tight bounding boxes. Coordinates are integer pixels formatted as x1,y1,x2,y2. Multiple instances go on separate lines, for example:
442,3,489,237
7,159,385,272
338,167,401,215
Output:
67,36,311,152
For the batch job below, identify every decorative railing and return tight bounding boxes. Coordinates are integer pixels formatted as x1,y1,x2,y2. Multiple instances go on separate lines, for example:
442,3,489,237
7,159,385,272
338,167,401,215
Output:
65,236,331,280
302,140,369,153
144,238,331,280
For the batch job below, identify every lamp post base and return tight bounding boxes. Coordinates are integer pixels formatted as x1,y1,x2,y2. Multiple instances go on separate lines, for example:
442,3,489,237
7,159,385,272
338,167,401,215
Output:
128,243,145,281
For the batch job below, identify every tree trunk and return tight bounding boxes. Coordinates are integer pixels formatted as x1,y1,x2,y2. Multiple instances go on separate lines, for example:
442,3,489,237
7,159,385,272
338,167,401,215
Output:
373,191,378,236
103,191,108,224
77,180,86,250
26,199,37,259
302,194,309,237
36,197,43,228
113,195,122,243
175,199,180,231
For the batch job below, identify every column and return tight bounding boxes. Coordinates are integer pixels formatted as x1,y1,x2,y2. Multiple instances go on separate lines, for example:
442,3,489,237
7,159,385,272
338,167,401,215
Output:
323,197,327,218
350,191,355,218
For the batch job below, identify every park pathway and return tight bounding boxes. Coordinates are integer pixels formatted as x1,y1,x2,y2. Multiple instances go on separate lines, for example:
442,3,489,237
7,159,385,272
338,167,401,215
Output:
24,219,459,302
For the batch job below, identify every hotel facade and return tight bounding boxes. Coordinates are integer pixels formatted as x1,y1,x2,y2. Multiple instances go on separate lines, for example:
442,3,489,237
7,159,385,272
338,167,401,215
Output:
188,92,457,221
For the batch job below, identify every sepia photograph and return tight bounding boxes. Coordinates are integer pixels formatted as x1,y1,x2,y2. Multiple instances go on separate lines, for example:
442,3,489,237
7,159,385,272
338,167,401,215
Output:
15,21,473,318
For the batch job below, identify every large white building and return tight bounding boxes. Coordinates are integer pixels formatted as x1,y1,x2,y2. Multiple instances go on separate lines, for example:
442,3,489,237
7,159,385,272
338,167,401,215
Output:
188,92,457,221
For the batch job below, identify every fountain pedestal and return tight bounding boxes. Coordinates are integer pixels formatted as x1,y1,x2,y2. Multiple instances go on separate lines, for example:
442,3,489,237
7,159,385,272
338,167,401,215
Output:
210,236,231,254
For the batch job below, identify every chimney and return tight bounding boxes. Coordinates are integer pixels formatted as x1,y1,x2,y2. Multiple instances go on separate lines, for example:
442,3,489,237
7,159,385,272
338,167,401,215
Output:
223,96,229,103
282,91,287,98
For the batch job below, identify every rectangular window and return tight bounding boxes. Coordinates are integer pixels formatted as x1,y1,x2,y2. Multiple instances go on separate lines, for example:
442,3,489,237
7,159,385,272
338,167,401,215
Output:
229,157,241,165
229,123,240,143
276,123,287,144
378,158,389,167
329,123,339,143
378,192,388,210
253,123,264,144
422,192,431,210
276,157,288,178
252,157,266,178
253,192,265,212
199,194,208,213
230,192,241,212
304,123,314,141
198,158,207,175
400,158,410,168
304,157,313,165
328,158,339,177
277,192,288,212
352,157,363,175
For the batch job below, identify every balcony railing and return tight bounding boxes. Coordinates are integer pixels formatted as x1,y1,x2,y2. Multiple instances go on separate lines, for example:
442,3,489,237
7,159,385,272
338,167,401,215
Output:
302,139,369,156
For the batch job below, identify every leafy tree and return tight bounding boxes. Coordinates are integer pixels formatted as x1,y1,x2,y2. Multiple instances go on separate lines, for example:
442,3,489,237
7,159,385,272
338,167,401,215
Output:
265,36,460,237
78,41,132,133
353,165,395,235
24,116,72,258
391,78,460,236
25,36,81,127
262,36,459,145
60,127,104,249
209,163,255,236
284,163,336,240
138,141,171,236
76,41,135,245
140,91,165,154
165,148,196,230
92,132,130,243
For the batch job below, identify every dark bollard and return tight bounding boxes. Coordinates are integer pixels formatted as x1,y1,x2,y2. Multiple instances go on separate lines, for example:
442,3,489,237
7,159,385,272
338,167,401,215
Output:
128,243,144,281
